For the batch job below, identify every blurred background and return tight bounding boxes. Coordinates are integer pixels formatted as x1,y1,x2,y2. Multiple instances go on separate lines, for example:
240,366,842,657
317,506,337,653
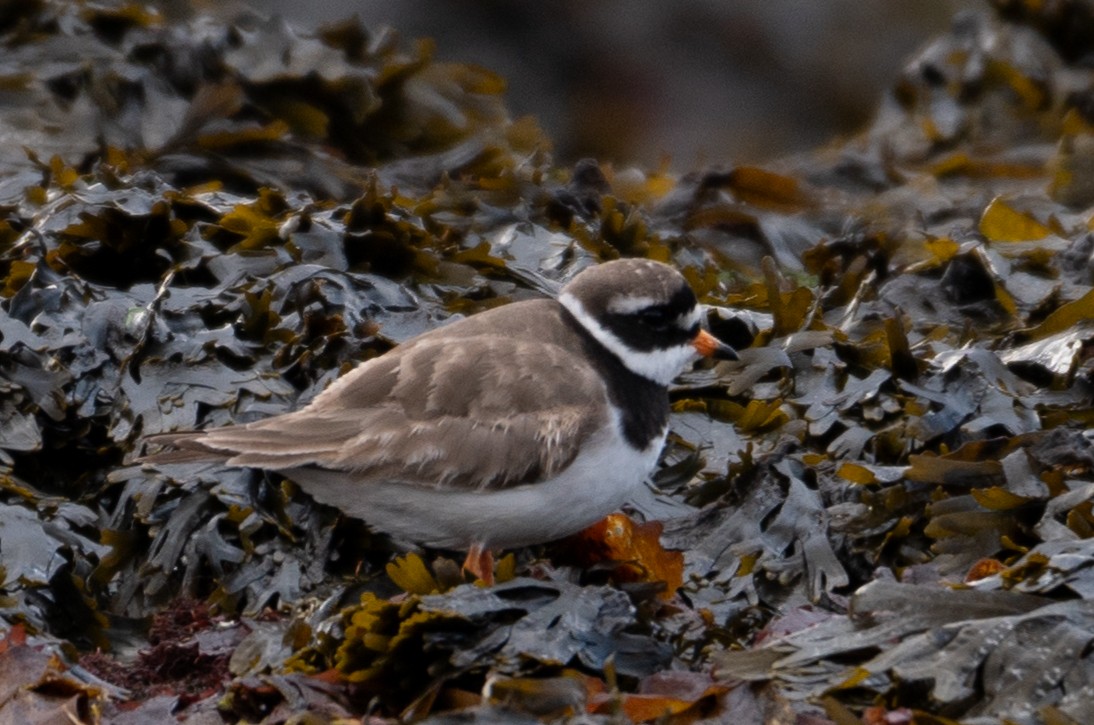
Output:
187,0,981,169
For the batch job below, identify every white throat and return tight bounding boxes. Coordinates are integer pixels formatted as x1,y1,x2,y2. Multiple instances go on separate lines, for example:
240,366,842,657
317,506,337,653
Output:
559,292,698,386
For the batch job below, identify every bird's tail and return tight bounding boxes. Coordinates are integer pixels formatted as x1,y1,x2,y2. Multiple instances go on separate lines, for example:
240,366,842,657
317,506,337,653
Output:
139,432,229,464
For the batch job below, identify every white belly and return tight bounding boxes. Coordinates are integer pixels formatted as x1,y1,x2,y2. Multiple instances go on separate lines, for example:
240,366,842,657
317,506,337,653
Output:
286,424,667,551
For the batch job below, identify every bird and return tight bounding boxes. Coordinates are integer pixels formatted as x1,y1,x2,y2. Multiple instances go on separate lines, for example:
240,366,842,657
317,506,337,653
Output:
143,258,737,584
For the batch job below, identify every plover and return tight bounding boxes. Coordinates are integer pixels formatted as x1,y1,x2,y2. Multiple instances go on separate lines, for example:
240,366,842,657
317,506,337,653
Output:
144,258,736,583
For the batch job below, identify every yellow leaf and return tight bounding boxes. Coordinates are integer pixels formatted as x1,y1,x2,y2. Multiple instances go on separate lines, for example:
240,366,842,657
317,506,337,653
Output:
970,486,1031,510
736,399,787,432
926,237,959,264
832,667,874,690
495,553,517,583
671,399,708,414
49,155,79,188
198,120,288,150
979,197,1050,242
1024,287,1094,341
930,152,974,177
1,259,35,297
928,152,1041,178
762,257,814,337
1063,108,1094,136
24,185,47,205
905,455,1002,486
879,515,914,552
269,99,330,138
736,551,759,576
386,553,440,595
987,58,1048,111
837,462,877,485
994,280,1018,315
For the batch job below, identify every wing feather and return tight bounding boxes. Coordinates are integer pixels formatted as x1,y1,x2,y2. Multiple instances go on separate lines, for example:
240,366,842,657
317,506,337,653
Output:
144,333,609,491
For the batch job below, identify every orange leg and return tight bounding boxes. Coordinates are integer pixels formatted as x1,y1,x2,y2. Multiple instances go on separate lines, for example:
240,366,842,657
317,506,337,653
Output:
462,542,495,586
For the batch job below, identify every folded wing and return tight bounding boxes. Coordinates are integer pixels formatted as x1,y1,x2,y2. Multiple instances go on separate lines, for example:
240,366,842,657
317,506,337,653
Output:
144,335,609,491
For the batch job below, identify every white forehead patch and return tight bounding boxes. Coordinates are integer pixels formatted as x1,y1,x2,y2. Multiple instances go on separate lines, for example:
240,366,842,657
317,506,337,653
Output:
606,295,659,315
678,305,703,330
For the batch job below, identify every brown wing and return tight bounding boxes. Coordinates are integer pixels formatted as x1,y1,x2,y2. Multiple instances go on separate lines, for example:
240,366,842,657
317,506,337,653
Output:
145,334,609,491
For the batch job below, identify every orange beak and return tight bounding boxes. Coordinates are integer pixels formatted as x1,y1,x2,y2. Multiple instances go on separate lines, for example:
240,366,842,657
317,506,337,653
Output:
692,329,738,360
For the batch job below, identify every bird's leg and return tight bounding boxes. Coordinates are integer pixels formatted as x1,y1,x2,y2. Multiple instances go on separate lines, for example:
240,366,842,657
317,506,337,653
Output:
462,542,495,585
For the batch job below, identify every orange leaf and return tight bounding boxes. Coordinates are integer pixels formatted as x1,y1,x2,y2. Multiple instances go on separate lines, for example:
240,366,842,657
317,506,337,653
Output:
728,166,814,210
571,514,684,600
965,558,1006,582
0,624,27,653
588,671,732,722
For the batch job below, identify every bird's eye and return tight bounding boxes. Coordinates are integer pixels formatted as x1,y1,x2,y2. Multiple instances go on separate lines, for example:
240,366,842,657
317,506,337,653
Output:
637,307,673,327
